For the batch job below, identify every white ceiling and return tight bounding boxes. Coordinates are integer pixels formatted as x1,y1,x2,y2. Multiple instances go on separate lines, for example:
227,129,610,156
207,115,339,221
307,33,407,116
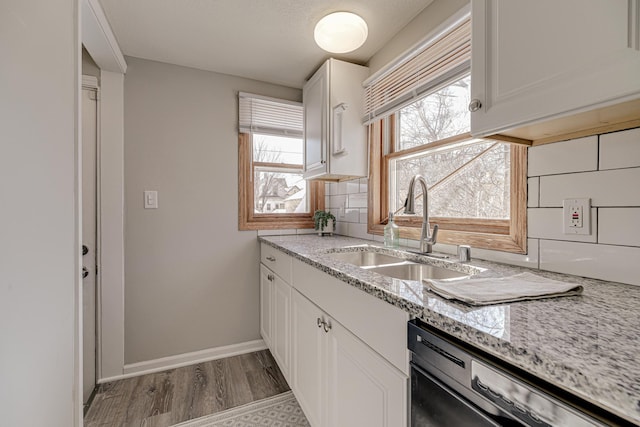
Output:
98,0,433,88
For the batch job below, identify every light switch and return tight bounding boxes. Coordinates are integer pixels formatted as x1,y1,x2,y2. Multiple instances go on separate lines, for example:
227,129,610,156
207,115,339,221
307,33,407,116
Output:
144,190,158,209
563,198,590,235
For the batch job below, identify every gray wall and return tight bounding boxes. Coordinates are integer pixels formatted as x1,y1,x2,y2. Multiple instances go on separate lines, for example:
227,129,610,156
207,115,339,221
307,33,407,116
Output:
123,57,301,363
1,0,79,425
367,0,469,75
82,47,100,79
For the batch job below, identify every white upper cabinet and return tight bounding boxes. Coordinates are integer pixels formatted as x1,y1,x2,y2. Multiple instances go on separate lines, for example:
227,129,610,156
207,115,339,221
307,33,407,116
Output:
303,58,369,180
470,0,640,138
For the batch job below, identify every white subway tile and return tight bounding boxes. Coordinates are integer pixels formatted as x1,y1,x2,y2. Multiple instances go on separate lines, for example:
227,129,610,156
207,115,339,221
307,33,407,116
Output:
528,208,597,243
472,239,540,269
257,229,279,236
539,168,640,207
431,240,539,268
325,182,334,196
335,221,348,236
348,223,373,241
405,238,420,249
599,208,640,247
359,178,369,193
324,195,330,209
527,177,539,208
540,240,640,286
359,209,368,224
337,181,348,195
528,136,598,176
373,234,385,243
348,193,368,208
345,180,360,194
344,208,360,223
279,229,297,235
329,194,346,210
431,242,458,256
600,127,640,170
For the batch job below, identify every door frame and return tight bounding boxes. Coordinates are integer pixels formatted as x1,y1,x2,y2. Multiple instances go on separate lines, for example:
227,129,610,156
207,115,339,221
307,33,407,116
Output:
81,76,100,404
81,0,127,391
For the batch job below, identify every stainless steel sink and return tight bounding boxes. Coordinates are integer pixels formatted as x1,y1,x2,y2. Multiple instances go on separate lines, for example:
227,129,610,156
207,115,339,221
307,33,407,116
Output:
368,263,469,281
327,248,473,281
327,251,406,267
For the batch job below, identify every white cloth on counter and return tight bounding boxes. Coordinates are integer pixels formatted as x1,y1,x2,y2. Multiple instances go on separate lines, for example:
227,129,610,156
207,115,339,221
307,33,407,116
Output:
423,272,583,306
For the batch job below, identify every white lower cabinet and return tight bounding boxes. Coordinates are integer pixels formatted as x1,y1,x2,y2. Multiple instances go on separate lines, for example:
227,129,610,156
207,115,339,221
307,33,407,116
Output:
291,289,326,427
260,256,292,383
291,289,408,427
271,273,291,382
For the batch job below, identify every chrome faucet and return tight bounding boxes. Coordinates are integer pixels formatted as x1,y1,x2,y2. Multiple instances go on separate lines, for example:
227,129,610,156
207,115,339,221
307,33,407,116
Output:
404,175,438,253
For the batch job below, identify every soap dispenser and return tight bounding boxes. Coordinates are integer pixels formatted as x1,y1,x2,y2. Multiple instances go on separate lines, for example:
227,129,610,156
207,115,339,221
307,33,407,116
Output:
384,212,399,248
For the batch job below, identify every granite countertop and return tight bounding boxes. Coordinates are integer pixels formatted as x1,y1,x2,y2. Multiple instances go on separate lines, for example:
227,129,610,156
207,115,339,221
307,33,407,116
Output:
259,234,640,425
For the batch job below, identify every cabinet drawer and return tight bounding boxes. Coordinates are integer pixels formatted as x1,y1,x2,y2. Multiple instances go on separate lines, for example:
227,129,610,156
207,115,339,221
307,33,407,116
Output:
261,243,292,283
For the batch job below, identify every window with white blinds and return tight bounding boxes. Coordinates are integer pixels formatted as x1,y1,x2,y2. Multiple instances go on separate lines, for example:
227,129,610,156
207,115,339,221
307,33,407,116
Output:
363,13,470,124
238,92,303,137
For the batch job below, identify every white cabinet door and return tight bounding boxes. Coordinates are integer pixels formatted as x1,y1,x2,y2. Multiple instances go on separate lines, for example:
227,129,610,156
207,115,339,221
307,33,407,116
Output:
259,264,272,348
326,320,408,427
272,275,291,383
303,59,369,180
291,289,326,427
303,62,327,177
471,0,640,136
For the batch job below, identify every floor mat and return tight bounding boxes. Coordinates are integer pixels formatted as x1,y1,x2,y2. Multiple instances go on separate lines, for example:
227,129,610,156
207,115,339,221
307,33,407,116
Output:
171,391,310,427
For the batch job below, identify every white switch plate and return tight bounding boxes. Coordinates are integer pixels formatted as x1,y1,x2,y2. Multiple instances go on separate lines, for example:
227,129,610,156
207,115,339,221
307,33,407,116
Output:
144,190,158,209
563,198,590,235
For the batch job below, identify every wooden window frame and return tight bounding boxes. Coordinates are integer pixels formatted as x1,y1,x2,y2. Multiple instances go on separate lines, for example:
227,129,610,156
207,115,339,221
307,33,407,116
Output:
238,133,324,230
367,118,528,254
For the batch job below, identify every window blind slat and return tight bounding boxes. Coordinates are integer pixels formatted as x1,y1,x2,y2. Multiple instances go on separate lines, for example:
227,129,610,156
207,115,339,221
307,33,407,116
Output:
363,17,470,124
239,92,303,137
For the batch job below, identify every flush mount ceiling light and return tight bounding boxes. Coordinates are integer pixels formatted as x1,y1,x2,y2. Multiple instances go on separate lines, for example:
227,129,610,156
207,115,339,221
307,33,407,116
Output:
314,12,368,54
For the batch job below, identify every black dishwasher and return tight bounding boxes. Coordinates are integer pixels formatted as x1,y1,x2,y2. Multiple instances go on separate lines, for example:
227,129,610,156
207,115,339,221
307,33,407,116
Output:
408,319,614,427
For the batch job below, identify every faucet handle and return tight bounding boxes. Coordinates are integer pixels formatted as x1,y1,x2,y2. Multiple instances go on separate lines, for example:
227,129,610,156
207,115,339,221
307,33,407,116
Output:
430,224,438,243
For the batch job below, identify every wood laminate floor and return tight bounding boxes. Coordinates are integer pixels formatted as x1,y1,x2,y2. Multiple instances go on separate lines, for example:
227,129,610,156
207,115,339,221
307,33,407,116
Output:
84,349,290,427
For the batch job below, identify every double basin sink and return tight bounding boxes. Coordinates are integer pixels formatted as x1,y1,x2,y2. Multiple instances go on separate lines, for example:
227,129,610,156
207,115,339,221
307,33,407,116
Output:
326,249,474,281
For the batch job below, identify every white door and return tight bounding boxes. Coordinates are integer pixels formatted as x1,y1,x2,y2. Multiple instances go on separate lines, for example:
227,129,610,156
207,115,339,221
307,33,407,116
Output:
82,87,98,404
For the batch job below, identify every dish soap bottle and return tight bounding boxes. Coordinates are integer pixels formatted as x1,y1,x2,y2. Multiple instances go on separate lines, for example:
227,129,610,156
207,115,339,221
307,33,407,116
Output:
384,212,399,248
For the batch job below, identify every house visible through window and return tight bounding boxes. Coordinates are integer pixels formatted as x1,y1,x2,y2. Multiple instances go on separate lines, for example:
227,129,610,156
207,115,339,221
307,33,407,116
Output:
252,133,307,214
238,92,323,230
365,11,527,253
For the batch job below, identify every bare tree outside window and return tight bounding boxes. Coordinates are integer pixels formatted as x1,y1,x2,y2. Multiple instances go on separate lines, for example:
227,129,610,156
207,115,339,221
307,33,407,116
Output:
252,134,307,214
391,74,510,220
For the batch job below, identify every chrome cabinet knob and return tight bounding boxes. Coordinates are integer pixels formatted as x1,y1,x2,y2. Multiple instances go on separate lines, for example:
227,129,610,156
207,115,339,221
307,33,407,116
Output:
317,318,323,328
468,99,482,112
266,256,276,262
82,266,89,279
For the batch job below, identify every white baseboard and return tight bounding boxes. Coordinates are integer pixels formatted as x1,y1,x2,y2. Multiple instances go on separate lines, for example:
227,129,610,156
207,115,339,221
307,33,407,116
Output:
97,339,267,384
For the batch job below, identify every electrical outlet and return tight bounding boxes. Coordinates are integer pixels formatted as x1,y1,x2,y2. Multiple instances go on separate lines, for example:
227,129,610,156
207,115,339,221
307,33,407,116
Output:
563,198,590,235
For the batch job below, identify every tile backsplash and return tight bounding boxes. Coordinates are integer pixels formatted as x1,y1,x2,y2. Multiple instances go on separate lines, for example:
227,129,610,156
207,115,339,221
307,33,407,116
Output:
323,127,640,286
258,127,640,285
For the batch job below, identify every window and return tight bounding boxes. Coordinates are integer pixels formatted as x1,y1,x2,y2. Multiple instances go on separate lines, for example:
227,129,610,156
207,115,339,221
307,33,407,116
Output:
366,12,527,253
238,93,324,230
